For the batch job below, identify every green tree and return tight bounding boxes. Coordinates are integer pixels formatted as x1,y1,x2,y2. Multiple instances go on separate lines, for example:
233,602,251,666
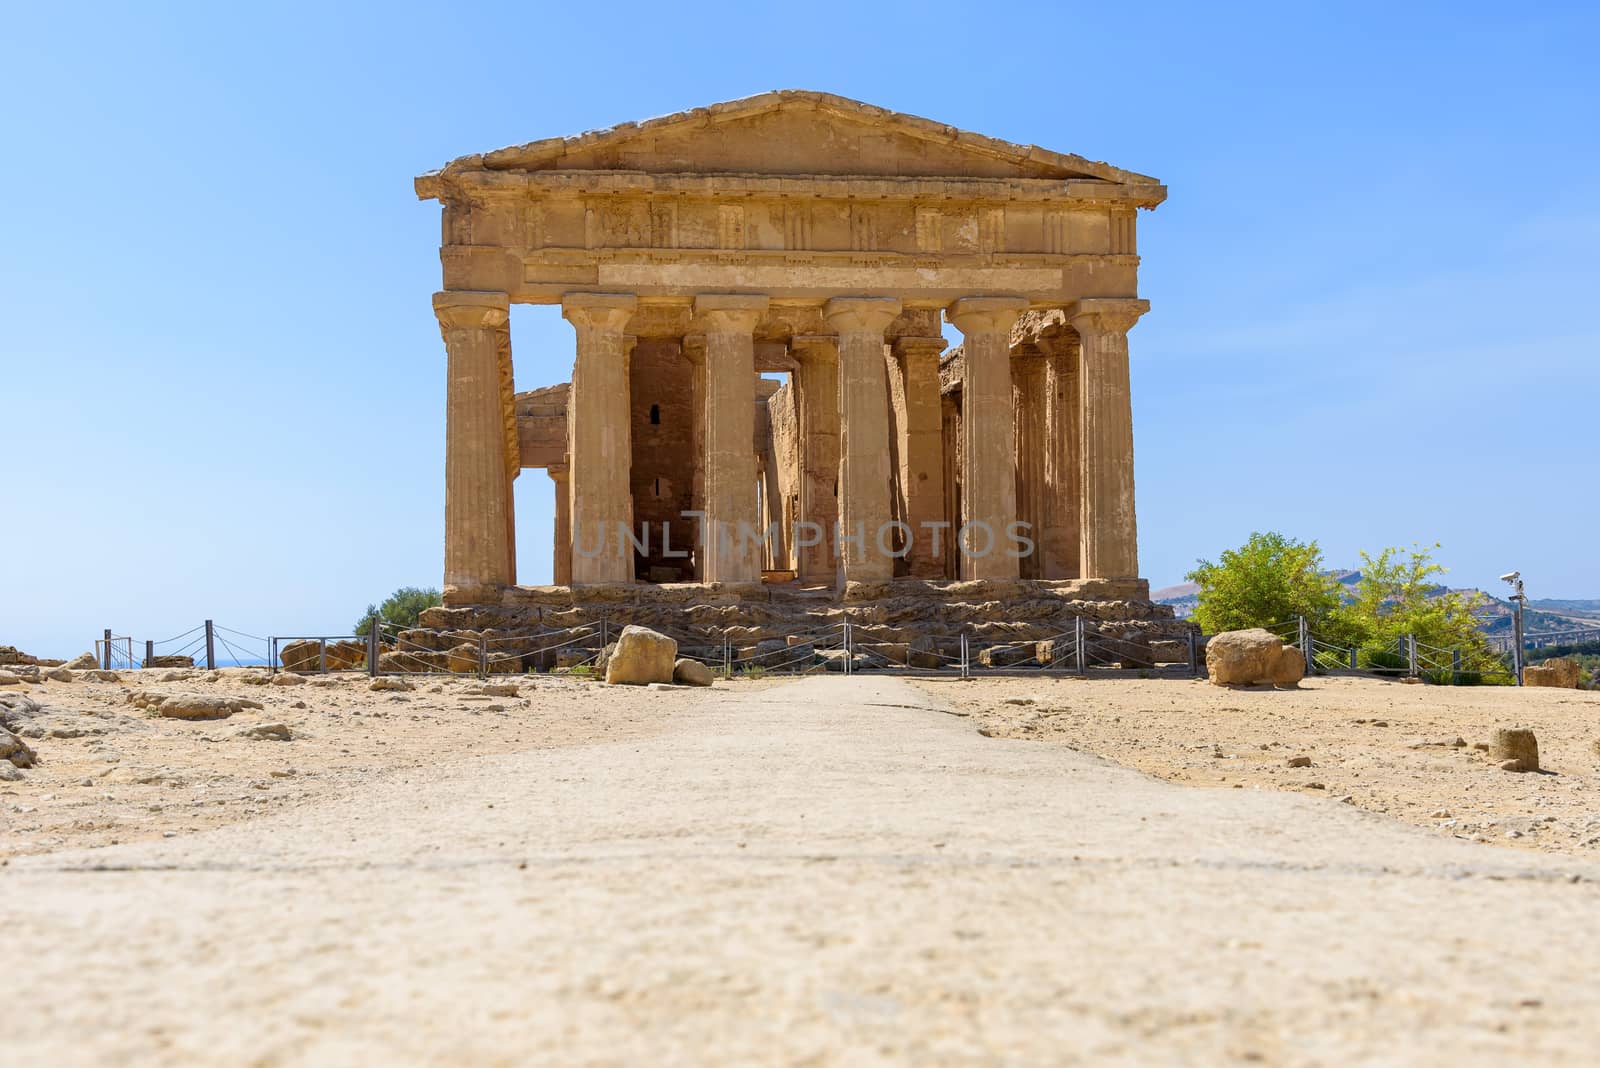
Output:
1342,543,1499,672
1186,532,1350,640
354,586,443,639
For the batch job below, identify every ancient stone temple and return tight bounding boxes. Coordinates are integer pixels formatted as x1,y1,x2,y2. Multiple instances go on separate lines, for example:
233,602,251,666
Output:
414,91,1184,662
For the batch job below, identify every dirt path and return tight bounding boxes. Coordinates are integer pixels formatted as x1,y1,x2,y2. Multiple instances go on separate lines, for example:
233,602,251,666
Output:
9,676,1600,1065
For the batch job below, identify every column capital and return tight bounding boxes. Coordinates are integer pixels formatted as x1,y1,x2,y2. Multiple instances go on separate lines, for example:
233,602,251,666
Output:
790,334,839,364
1067,298,1150,336
947,296,1028,335
561,292,637,333
823,296,902,333
891,335,947,361
694,293,769,332
433,290,509,330
681,334,707,365
547,463,569,482
1032,327,1082,360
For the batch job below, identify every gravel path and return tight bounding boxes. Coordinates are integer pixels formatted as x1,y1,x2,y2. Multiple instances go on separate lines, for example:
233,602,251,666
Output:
9,676,1600,1065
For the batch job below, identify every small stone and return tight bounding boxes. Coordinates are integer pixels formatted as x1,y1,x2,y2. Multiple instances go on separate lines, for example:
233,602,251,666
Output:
0,764,23,781
1285,755,1312,768
236,722,292,741
44,667,74,682
369,677,414,692
1431,808,1453,819
270,674,306,687
1002,697,1034,706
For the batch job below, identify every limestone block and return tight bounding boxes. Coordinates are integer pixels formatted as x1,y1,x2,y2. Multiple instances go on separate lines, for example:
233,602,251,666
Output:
604,626,678,685
1270,646,1306,687
979,644,1035,668
1490,728,1539,772
1524,659,1581,688
673,658,714,687
1207,629,1298,687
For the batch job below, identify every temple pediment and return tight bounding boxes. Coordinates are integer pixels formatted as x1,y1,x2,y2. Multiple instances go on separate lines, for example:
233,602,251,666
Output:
418,90,1161,193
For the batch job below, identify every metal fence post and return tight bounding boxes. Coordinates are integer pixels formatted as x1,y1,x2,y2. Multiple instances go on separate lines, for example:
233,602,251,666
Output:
1299,615,1313,675
1185,631,1197,677
478,634,489,678
1074,616,1087,676
318,637,328,674
843,619,852,676
204,620,215,672
600,615,608,651
102,628,112,670
722,636,731,680
1451,649,1461,686
144,639,154,669
1349,645,1358,671
1406,634,1417,677
367,625,380,677
269,637,278,676
959,632,969,679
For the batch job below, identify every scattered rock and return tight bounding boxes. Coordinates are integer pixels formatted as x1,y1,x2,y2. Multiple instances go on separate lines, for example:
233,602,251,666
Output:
1286,755,1312,768
44,667,74,683
1003,697,1035,706
604,626,677,686
235,722,292,741
1490,728,1539,772
270,674,306,687
369,677,414,692
0,763,23,781
79,670,120,682
1205,629,1304,688
64,652,98,670
1408,735,1467,749
1,727,38,768
472,683,521,697
673,658,714,687
159,670,192,682
0,671,22,687
135,693,250,721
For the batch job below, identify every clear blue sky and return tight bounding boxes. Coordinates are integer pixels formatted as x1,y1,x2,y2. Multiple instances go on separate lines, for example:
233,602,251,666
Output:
4,1,1596,656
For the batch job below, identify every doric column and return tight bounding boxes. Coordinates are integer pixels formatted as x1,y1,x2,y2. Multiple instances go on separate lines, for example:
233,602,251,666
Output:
1035,330,1081,579
681,336,707,581
947,296,1028,581
790,335,840,586
1069,298,1149,580
824,297,902,585
1012,348,1048,579
548,464,571,586
434,290,513,601
695,294,769,584
561,292,637,584
891,335,948,578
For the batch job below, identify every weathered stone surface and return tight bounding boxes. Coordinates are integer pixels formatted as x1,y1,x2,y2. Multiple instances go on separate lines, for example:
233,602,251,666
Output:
270,674,306,687
280,640,369,672
1490,728,1539,772
979,644,1035,668
1,726,37,768
1525,659,1581,688
64,652,98,670
369,677,414,692
673,658,714,687
154,695,241,721
604,626,678,686
1207,629,1301,688
1270,646,1306,687
235,722,292,741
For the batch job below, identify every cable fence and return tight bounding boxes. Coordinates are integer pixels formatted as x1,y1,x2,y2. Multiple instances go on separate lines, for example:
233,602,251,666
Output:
81,613,1524,686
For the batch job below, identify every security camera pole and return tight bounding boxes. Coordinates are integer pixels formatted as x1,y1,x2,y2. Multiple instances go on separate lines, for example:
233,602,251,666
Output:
1501,571,1526,685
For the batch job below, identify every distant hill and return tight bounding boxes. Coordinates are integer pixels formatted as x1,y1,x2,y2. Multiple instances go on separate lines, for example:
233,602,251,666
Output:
1153,574,1600,644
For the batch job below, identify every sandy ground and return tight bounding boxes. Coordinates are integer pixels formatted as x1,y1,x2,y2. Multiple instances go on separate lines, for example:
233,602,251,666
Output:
5,671,1600,1065
912,674,1600,856
0,668,706,860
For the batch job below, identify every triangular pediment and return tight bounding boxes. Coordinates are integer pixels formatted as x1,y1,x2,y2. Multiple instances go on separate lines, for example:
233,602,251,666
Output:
427,90,1158,186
